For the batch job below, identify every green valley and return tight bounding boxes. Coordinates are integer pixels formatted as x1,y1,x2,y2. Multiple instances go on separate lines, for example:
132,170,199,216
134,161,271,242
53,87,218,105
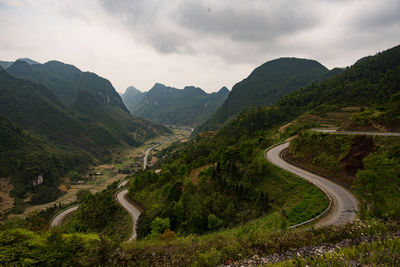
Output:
0,11,399,265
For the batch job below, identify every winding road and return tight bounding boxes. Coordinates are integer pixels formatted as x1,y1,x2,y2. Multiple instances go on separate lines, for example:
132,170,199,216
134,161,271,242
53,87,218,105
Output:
266,142,358,226
50,205,78,227
50,132,188,236
116,189,141,241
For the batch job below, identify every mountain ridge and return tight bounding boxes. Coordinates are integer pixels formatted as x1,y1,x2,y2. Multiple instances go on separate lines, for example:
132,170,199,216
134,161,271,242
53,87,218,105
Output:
122,83,229,126
196,57,330,133
7,60,129,112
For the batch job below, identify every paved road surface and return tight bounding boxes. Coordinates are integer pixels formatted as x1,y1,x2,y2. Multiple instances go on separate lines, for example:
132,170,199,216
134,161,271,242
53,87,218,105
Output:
116,189,141,241
313,128,400,136
265,142,358,226
50,206,78,227
143,134,185,169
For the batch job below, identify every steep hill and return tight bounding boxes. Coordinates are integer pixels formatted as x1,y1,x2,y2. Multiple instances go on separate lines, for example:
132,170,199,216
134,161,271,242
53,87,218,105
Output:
0,61,13,69
7,60,128,111
0,116,91,207
197,58,329,132
126,83,229,126
0,69,170,206
0,58,39,69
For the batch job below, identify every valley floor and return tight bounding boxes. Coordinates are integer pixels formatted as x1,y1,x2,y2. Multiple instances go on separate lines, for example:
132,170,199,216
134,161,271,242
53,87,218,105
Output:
7,128,191,219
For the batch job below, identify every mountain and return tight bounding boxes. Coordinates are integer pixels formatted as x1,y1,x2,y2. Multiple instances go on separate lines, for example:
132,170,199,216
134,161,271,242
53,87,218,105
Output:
125,83,229,126
196,58,329,132
0,58,39,69
0,61,13,69
4,59,171,144
122,86,146,113
0,116,90,206
0,68,170,205
7,60,128,111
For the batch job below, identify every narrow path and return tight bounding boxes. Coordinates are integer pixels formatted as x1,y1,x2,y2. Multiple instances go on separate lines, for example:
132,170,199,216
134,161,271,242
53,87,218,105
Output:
265,142,358,226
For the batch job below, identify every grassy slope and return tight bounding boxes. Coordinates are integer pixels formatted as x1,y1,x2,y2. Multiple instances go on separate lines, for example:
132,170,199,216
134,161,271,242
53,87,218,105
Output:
287,132,400,218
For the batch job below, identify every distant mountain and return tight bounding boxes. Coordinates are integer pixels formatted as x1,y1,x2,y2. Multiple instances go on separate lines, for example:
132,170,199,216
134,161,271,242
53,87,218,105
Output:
0,58,39,69
18,58,40,65
0,61,13,69
124,83,229,126
7,60,128,112
122,86,146,113
196,58,329,132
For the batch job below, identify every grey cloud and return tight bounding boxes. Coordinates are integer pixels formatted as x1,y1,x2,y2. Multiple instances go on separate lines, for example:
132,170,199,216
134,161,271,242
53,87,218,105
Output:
97,0,400,65
176,1,319,43
352,0,400,30
98,0,322,57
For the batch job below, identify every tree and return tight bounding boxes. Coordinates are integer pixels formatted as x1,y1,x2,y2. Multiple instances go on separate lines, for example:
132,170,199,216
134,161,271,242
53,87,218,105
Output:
354,153,399,217
151,217,170,235
207,214,222,230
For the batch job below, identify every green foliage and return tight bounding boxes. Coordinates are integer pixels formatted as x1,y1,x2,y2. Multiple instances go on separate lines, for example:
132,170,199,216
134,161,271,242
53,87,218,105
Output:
289,131,353,168
0,228,118,266
123,218,397,266
288,130,400,219
76,189,92,202
63,182,130,242
0,116,88,203
278,45,400,118
207,214,223,230
354,153,400,218
151,217,170,235
31,185,62,205
271,237,400,266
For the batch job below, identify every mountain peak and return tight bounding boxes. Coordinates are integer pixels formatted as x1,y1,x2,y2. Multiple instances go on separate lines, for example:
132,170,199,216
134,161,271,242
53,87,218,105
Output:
183,86,206,95
17,58,40,65
125,86,140,94
218,86,229,94
43,60,81,74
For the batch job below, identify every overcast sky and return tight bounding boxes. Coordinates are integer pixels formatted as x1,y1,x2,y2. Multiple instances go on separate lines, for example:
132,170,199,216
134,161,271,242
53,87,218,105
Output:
1,0,400,93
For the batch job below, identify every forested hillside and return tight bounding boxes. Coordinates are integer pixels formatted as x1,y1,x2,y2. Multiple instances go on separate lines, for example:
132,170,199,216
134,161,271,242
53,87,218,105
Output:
0,116,91,213
196,58,329,132
7,60,128,111
0,67,170,210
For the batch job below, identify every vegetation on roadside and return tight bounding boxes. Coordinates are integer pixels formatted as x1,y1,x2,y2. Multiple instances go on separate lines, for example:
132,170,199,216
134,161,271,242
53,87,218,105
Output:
61,182,131,242
287,131,400,219
269,235,400,266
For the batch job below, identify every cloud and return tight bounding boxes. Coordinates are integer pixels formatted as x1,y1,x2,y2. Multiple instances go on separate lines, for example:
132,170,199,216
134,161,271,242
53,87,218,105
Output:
0,0,399,93
97,0,400,65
